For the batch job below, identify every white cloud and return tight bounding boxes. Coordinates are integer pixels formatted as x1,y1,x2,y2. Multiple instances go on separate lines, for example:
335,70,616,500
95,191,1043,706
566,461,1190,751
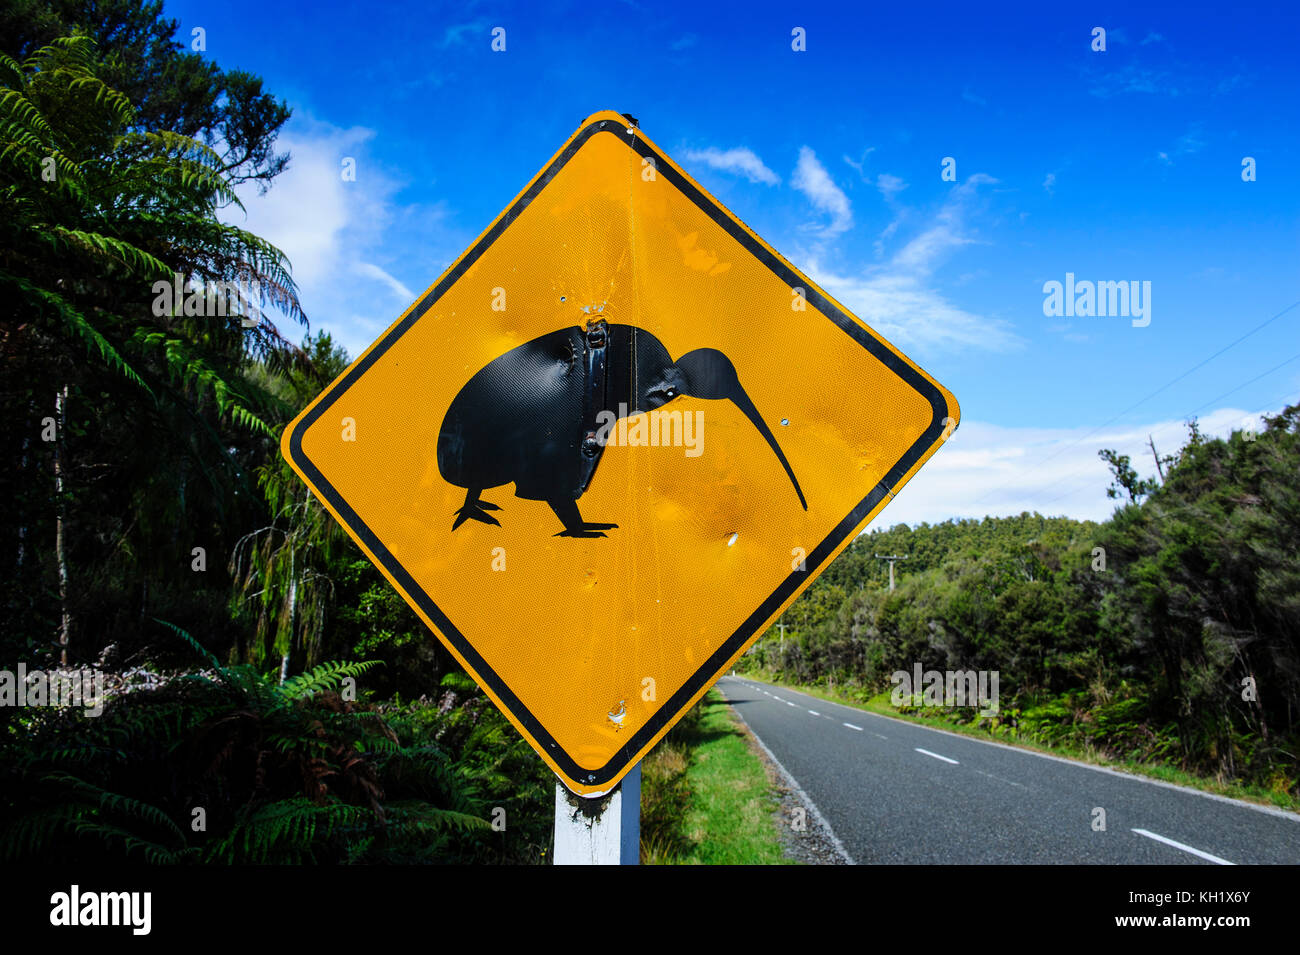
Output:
681,146,780,185
888,174,995,276
1088,64,1180,98
877,406,1279,526
225,116,443,358
890,225,973,275
806,265,1021,353
798,172,1017,353
946,171,999,198
876,173,907,200
228,124,373,291
355,262,414,303
843,147,876,181
1174,125,1205,155
440,20,489,49
792,146,853,237
1042,172,1056,193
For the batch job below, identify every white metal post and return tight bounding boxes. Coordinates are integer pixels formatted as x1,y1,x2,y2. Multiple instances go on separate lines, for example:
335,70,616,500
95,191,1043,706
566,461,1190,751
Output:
553,763,640,865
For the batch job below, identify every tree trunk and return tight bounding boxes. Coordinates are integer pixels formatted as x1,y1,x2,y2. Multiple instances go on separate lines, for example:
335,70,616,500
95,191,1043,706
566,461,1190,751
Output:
55,384,70,666
18,421,29,569
279,553,296,684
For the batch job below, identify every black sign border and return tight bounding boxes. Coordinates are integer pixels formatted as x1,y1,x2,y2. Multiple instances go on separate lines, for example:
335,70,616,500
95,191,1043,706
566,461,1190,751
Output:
286,116,953,789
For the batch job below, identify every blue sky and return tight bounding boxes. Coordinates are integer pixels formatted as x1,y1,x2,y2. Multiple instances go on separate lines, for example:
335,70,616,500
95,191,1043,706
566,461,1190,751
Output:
172,0,1300,524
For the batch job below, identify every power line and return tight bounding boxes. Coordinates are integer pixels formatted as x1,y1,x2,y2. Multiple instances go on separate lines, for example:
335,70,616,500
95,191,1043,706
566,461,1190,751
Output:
1034,375,1300,509
969,297,1300,507
1186,351,1300,417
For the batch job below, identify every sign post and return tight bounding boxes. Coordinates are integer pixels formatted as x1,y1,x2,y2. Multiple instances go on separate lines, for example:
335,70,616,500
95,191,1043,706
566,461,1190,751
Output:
553,764,640,865
281,110,959,850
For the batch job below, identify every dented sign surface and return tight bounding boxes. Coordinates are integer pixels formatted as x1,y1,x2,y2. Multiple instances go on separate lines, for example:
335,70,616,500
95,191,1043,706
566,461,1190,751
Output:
281,110,959,795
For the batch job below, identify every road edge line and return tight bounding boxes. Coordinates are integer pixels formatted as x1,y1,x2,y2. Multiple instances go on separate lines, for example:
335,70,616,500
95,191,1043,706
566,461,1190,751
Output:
734,676,1300,823
720,681,857,865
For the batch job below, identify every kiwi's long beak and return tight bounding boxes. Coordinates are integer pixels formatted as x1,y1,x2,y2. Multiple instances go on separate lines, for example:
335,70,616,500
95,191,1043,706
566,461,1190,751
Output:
727,386,808,510
676,349,807,510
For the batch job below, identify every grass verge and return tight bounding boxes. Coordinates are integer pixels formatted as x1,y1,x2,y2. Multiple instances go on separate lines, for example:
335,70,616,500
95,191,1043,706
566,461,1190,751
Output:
738,670,1300,815
640,689,789,864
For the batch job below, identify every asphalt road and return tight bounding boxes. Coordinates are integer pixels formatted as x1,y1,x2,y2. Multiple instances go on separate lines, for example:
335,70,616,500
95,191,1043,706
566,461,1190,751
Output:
716,675,1300,865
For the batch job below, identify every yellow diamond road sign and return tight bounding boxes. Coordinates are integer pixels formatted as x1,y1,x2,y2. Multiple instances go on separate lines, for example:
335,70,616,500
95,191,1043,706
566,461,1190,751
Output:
282,110,959,795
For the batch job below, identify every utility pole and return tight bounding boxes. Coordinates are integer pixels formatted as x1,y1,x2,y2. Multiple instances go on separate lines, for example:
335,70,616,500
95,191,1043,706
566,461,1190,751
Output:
1147,434,1166,482
875,553,908,592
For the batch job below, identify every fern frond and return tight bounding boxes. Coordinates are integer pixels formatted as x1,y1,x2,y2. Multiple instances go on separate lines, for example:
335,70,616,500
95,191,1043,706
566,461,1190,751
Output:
50,227,172,277
153,618,222,670
439,672,479,693
0,270,149,392
0,804,81,861
65,75,133,126
278,660,382,701
0,88,53,137
206,798,371,864
43,772,186,843
132,330,273,435
0,51,22,88
69,821,186,864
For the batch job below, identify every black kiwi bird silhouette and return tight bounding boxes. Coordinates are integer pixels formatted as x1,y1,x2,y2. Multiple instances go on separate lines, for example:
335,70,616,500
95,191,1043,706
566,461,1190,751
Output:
437,319,807,538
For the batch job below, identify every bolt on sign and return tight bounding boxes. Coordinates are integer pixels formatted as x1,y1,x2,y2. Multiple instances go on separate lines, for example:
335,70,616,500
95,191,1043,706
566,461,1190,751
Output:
282,110,959,795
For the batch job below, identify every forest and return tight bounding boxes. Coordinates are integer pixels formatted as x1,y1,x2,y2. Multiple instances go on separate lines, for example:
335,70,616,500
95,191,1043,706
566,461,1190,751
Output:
741,416,1300,799
0,0,558,863
1,1,1295,866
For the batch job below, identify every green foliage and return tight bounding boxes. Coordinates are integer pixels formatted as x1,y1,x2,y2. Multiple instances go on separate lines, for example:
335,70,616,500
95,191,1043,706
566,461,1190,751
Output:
1096,409,1300,787
741,411,1300,796
639,696,787,865
279,659,378,701
0,624,522,864
639,700,703,863
0,0,291,188
0,23,306,669
1099,449,1159,502
0,10,551,866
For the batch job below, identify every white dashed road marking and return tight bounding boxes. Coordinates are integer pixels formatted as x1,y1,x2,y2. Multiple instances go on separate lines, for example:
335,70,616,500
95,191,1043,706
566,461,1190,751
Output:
977,769,1024,789
843,722,863,731
916,748,959,765
1132,829,1234,865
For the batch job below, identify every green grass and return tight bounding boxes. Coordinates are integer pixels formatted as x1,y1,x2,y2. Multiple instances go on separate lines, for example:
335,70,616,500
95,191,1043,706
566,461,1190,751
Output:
739,670,1300,815
640,690,789,864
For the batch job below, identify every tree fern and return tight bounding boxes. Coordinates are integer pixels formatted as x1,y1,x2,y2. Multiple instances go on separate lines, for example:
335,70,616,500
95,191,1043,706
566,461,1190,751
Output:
0,270,149,391
0,619,520,864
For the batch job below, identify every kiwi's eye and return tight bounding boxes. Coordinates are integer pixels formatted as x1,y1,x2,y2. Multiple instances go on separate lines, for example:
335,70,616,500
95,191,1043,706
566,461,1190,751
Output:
664,388,677,398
